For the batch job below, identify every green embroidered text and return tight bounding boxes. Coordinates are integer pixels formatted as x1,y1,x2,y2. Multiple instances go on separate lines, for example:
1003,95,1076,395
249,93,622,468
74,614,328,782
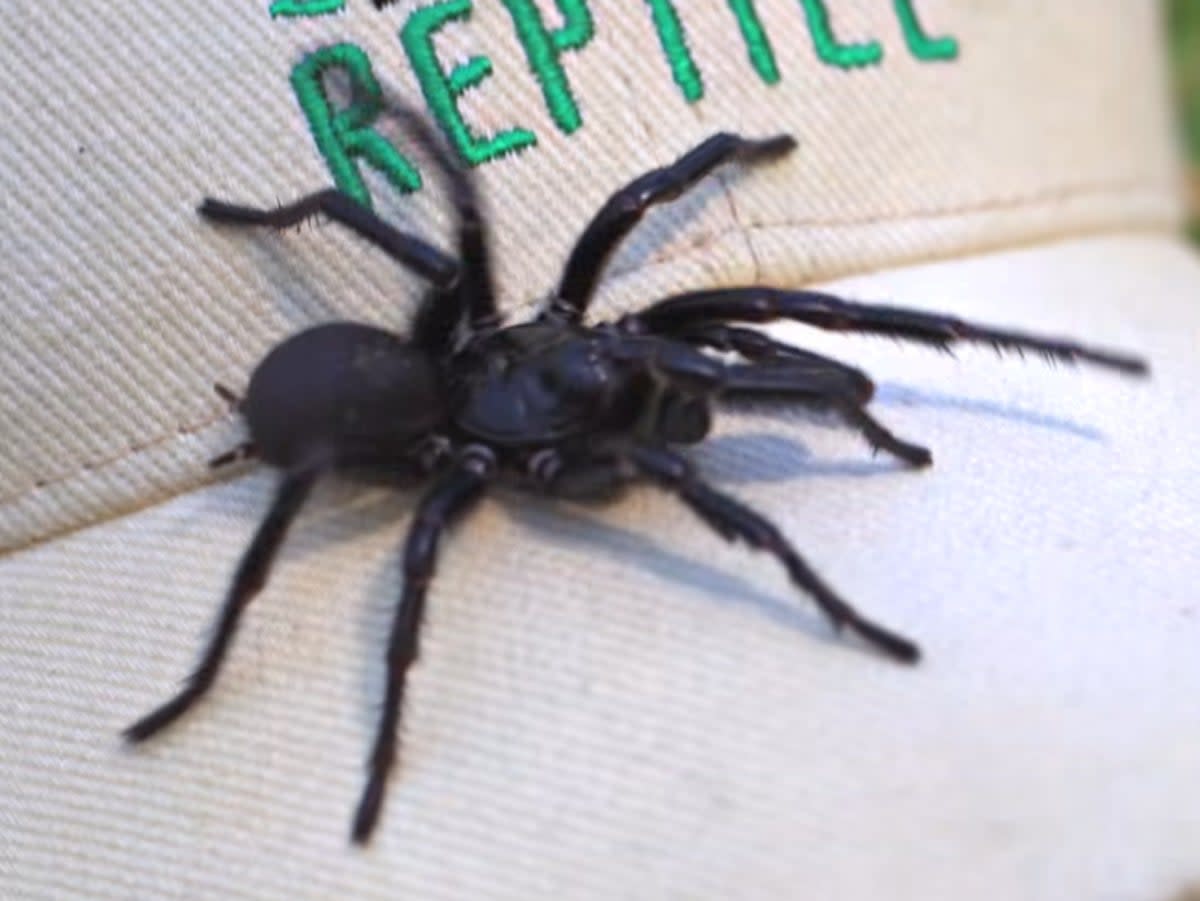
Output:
503,0,595,133
894,0,958,61
727,0,780,85
270,0,345,17
798,0,882,69
644,0,704,102
277,1,962,206
291,44,421,207
401,0,537,165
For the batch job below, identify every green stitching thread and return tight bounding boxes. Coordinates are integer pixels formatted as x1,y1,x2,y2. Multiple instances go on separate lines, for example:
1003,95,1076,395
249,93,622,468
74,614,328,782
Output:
291,44,422,207
798,0,882,69
727,0,779,85
502,0,595,134
280,2,956,191
644,0,703,102
555,0,591,46
447,54,492,94
893,0,958,61
270,0,345,17
401,0,537,166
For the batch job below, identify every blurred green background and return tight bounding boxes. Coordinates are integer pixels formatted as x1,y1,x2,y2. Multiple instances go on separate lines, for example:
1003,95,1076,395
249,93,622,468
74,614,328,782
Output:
1169,0,1200,237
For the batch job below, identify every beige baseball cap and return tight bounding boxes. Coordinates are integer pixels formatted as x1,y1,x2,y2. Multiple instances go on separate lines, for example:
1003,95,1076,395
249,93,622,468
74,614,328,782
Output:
4,2,1199,898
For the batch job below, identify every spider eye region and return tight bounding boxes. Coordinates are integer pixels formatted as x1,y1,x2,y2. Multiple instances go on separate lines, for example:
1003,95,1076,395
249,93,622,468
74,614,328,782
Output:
453,332,629,445
538,343,608,401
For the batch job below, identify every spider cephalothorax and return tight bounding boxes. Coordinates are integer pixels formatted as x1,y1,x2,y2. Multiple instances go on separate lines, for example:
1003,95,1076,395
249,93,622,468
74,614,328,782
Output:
125,101,1147,844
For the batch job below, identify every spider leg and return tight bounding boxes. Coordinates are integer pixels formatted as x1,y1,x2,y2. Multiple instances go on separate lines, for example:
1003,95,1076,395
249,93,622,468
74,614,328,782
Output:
378,89,499,333
672,323,876,403
552,133,796,322
352,449,493,845
529,446,918,659
199,190,459,289
606,336,928,466
526,445,917,658
123,462,323,743
629,287,1149,375
721,363,931,466
624,444,919,662
523,448,633,502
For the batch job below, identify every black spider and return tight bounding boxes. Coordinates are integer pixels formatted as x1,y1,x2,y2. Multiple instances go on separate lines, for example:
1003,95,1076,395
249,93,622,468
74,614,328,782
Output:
124,103,1147,844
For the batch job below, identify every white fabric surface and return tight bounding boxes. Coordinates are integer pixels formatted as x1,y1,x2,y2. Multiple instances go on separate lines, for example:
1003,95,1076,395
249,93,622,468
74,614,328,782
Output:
4,235,1200,899
0,0,1179,551
3,2,1199,899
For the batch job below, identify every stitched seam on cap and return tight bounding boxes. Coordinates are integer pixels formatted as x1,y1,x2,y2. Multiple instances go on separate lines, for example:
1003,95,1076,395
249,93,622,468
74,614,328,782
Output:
0,176,1178,556
503,174,1177,317
0,178,1175,516
0,411,232,513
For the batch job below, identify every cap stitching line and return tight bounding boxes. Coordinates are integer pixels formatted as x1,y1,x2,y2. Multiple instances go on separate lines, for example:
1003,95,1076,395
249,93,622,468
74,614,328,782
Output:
0,411,231,515
402,2,538,167
0,174,1174,514
504,173,1175,316
718,173,764,285
0,174,1176,545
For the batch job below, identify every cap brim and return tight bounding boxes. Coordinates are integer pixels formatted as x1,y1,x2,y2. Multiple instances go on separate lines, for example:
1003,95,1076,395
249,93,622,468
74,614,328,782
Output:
5,232,1199,898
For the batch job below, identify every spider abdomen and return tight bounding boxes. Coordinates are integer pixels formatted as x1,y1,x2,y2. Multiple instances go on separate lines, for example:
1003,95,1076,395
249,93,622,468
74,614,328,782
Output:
243,322,446,468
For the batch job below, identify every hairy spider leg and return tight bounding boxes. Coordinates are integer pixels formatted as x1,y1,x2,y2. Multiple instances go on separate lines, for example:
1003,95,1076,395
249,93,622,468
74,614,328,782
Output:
124,464,322,743
627,444,920,662
672,323,876,403
606,335,928,466
552,133,796,322
530,444,920,662
198,190,459,289
632,287,1150,375
525,450,632,502
200,86,505,353
720,363,932,466
352,454,492,845
380,89,500,336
